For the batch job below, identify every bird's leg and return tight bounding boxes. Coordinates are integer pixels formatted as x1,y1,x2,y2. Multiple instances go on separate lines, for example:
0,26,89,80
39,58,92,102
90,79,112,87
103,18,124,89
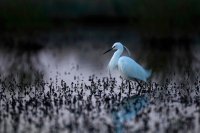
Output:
135,80,145,95
128,80,132,97
109,70,112,79
137,82,143,95
147,82,152,93
119,76,126,84
144,82,148,92
146,83,148,93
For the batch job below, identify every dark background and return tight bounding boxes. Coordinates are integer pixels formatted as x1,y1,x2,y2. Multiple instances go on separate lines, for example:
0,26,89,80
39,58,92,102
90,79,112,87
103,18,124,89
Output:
1,0,200,35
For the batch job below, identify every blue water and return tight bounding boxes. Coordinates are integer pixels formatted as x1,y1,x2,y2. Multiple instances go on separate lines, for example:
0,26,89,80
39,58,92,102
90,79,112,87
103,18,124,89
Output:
112,95,149,133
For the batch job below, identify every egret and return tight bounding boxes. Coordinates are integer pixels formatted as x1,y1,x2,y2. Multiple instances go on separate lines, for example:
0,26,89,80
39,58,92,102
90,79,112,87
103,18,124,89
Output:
104,42,151,92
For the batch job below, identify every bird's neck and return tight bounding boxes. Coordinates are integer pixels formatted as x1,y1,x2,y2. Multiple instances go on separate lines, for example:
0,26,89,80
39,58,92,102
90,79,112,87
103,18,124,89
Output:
109,49,123,70
113,49,123,59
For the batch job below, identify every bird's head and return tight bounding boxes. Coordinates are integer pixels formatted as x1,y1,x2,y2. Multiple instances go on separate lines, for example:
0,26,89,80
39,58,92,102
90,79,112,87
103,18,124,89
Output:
103,42,124,54
112,42,124,50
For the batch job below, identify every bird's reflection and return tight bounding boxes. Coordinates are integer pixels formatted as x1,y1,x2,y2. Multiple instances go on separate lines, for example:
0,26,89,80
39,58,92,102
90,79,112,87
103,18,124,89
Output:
112,95,149,133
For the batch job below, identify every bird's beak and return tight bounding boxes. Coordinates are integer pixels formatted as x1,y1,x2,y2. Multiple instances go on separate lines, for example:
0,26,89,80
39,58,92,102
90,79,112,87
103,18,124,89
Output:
103,48,113,54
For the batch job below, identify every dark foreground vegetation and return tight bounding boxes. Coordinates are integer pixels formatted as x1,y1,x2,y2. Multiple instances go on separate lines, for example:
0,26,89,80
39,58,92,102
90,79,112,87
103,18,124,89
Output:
0,72,200,133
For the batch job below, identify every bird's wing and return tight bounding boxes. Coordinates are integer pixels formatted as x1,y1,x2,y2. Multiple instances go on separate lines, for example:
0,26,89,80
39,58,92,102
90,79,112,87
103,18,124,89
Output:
118,57,146,81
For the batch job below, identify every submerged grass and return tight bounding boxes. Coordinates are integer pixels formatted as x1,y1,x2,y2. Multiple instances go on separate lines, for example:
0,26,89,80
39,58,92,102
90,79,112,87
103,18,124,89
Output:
0,72,200,133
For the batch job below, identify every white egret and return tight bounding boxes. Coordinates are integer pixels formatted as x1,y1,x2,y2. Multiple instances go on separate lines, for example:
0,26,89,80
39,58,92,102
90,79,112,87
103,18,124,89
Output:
104,42,151,83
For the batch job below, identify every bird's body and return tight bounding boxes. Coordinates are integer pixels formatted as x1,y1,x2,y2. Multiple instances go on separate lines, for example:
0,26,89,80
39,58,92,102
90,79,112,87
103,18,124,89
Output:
105,42,151,82
118,56,151,82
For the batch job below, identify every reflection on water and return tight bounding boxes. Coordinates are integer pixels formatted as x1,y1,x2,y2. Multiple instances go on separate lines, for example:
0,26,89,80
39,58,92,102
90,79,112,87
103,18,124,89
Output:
112,95,148,133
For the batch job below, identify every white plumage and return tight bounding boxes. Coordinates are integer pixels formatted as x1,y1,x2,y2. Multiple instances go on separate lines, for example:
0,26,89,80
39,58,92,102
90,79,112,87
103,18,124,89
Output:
104,42,151,82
